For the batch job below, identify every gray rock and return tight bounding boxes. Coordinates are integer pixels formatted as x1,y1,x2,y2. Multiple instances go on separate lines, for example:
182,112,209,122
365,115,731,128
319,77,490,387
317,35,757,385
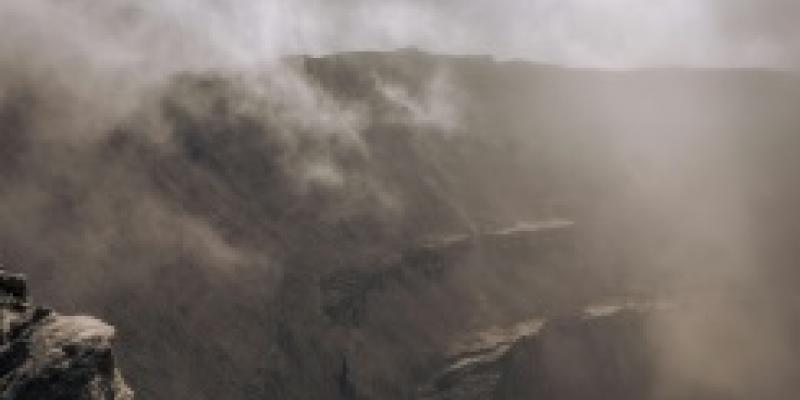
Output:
0,270,133,400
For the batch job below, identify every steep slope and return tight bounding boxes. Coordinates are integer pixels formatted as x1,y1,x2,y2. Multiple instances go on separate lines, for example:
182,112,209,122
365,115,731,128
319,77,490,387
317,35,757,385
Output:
1,50,800,399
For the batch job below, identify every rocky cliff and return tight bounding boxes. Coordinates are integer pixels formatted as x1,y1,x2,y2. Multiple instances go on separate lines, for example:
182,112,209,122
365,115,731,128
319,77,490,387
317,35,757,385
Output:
0,271,133,400
3,50,800,399
418,305,652,400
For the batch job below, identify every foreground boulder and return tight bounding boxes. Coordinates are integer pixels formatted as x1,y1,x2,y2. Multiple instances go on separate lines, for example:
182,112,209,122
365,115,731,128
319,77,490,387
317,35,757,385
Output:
0,270,133,400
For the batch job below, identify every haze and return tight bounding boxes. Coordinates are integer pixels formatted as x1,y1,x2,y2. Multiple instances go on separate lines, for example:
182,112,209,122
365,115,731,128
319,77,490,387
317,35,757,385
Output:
2,0,800,70
1,1,800,400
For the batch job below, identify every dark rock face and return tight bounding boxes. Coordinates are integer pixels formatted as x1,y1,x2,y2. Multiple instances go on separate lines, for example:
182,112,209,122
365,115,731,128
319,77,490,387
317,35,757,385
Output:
0,270,133,400
424,304,800,400
418,317,543,400
494,309,654,400
420,307,655,400
320,219,580,330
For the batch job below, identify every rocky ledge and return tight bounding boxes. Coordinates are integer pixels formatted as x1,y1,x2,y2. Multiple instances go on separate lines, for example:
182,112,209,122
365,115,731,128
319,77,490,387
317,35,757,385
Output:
420,305,657,400
0,270,133,400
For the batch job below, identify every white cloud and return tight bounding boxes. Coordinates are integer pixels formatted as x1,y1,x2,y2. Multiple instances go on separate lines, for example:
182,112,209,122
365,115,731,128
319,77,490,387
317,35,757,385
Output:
0,0,797,75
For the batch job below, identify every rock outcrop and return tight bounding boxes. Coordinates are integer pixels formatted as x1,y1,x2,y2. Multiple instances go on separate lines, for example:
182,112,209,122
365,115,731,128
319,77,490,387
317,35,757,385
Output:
420,305,656,400
493,307,654,400
320,219,577,327
0,270,133,400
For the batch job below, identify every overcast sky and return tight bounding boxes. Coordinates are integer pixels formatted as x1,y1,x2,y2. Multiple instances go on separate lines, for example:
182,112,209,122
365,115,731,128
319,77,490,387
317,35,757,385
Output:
2,0,800,70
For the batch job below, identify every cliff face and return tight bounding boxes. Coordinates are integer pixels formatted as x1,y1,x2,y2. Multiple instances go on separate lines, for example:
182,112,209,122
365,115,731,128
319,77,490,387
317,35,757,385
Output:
493,308,655,400
0,271,133,400
423,301,800,400
3,51,800,399
418,306,653,400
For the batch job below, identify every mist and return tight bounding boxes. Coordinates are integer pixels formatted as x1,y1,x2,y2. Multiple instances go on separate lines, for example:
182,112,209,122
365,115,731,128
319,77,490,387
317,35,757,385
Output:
1,1,799,399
